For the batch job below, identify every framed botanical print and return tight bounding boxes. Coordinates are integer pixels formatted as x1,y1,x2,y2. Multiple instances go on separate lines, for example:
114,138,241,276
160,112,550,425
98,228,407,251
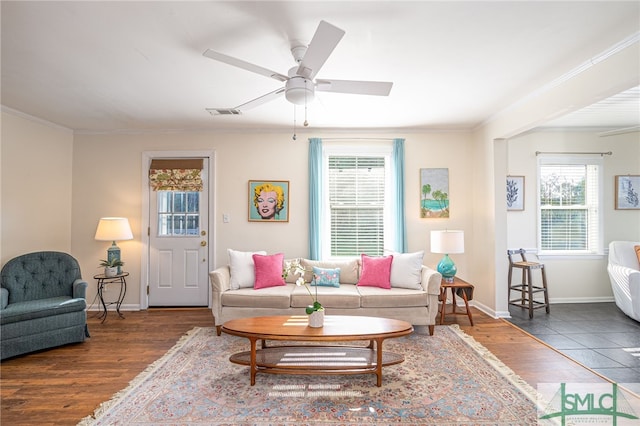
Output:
248,180,290,222
615,175,640,210
506,176,525,211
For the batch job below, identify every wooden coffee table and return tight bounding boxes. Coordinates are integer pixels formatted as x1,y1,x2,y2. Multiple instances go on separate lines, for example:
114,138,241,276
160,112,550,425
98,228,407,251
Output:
221,315,413,386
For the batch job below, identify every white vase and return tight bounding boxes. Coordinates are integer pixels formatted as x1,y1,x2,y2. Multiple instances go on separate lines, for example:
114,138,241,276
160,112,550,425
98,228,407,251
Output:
105,267,118,277
308,309,325,328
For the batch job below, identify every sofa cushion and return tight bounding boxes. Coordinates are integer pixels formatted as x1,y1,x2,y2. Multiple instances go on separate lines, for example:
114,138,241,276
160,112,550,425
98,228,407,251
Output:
358,286,429,308
291,284,361,309
0,296,86,325
228,249,266,290
221,285,294,309
301,259,359,284
253,253,286,289
357,254,393,289
311,267,340,288
388,251,424,290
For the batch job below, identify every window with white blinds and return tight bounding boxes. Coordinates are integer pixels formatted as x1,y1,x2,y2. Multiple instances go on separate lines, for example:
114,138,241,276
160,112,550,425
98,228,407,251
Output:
537,157,603,255
323,146,390,257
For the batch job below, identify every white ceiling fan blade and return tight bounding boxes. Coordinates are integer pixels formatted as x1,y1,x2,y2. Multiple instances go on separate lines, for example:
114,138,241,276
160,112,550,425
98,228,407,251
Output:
295,20,345,80
236,87,286,111
315,79,393,96
206,87,285,116
203,49,288,82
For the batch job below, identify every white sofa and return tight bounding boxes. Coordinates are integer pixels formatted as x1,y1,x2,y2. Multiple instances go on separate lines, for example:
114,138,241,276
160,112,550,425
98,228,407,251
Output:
209,256,442,336
607,241,640,322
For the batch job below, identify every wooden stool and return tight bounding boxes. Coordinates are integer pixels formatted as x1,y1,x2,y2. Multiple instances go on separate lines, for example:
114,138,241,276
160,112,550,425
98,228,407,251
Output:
507,249,550,319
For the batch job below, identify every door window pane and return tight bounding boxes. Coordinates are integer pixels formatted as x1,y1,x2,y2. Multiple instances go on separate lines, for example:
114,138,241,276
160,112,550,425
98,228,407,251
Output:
157,191,200,236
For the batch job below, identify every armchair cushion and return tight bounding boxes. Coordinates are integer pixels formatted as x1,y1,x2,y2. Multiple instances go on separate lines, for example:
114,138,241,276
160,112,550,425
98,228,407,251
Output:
0,297,86,325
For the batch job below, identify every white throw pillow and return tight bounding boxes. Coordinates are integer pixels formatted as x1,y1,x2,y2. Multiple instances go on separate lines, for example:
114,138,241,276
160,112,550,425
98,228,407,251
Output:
228,249,266,290
389,251,424,290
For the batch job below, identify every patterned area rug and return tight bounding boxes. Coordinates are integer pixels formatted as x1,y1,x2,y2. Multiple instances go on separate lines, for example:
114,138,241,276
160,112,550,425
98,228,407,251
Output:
79,325,540,425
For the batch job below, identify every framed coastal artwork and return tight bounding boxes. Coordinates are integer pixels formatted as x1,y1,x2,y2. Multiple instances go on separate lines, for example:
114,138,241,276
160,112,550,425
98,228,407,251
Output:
420,168,449,218
615,175,640,210
248,180,290,222
506,176,525,211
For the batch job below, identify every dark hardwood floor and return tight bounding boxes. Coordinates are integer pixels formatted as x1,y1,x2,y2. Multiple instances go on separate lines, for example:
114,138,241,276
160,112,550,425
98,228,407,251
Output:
1,307,608,426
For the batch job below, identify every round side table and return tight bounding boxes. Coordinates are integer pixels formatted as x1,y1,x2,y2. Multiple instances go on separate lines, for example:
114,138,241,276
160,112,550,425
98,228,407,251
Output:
93,272,128,323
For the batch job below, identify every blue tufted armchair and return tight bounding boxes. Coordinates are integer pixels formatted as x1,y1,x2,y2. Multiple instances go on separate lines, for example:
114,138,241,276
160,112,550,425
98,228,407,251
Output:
1,251,90,360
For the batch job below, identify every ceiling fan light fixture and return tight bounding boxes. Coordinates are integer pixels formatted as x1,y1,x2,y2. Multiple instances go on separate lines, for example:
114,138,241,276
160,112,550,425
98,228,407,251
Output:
285,77,315,105
204,20,392,114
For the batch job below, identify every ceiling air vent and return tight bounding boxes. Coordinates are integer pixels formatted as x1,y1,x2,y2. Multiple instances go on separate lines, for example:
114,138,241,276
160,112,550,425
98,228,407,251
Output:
206,108,242,116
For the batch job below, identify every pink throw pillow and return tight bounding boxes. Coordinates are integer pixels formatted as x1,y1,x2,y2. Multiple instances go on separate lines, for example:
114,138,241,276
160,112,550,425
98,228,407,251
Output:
253,253,286,289
357,254,393,289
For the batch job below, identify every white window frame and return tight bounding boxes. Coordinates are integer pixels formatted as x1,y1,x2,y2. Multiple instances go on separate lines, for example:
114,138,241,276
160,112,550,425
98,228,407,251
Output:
321,143,394,260
536,155,604,256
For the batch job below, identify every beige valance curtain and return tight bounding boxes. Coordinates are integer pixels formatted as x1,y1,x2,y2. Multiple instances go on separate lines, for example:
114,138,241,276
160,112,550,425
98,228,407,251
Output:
149,159,204,191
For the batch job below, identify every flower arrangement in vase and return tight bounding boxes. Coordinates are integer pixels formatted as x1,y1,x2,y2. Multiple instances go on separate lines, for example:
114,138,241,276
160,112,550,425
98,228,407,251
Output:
283,259,324,326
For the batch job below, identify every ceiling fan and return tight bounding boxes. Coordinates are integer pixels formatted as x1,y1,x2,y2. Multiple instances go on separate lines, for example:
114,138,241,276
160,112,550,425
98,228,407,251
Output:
203,20,393,116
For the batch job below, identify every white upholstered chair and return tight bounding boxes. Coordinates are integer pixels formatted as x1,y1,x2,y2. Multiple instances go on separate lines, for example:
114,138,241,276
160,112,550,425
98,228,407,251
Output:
607,241,640,322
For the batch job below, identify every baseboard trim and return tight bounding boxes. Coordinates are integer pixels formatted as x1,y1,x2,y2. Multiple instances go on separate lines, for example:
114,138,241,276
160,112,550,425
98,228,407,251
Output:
87,303,141,312
549,297,615,304
469,300,503,319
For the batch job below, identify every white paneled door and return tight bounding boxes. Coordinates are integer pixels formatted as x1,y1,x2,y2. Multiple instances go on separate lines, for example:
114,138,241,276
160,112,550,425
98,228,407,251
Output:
148,158,209,306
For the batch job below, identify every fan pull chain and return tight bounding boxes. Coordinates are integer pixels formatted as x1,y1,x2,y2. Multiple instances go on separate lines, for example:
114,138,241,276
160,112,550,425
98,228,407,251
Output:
303,79,309,127
292,105,297,141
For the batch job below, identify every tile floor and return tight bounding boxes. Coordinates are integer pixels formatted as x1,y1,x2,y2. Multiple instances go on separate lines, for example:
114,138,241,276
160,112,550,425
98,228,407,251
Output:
507,302,640,391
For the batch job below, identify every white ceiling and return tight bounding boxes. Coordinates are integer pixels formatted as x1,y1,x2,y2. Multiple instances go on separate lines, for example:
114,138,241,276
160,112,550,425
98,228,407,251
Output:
1,1,639,133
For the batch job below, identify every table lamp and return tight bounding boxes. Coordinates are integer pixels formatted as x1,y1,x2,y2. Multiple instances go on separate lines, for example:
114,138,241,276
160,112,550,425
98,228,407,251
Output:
430,230,464,283
94,217,133,274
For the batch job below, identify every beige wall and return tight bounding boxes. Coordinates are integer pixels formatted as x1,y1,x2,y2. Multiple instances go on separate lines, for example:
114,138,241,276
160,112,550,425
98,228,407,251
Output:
0,111,74,264
506,130,640,302
1,110,637,314
69,130,474,307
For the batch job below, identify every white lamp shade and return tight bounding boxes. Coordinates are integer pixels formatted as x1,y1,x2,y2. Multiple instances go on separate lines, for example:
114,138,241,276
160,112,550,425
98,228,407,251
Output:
94,217,133,241
430,230,464,254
